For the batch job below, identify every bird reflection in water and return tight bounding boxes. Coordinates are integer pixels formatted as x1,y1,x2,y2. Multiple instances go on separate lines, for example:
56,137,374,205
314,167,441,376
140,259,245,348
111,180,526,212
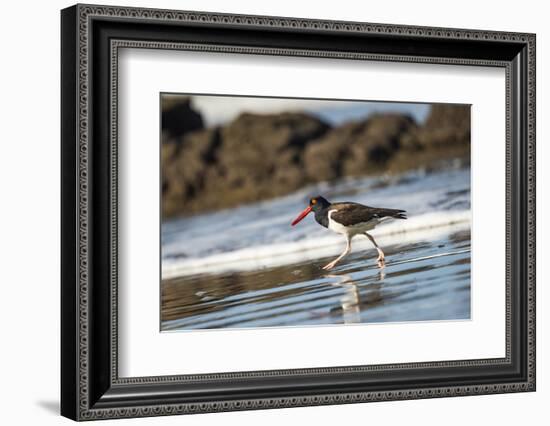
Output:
324,269,386,324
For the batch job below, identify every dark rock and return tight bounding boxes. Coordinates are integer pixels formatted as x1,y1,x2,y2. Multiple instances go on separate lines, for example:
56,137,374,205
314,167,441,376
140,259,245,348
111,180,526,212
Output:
304,114,416,179
162,128,220,217
161,104,471,218
162,97,204,139
162,112,329,216
343,113,417,175
211,112,330,205
412,104,470,148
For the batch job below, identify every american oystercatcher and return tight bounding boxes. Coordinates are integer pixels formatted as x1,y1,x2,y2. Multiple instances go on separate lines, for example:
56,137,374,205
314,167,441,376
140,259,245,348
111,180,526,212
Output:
291,196,406,270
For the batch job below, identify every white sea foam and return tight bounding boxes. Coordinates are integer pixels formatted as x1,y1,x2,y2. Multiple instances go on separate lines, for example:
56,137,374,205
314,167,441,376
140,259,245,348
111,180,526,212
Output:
162,209,471,279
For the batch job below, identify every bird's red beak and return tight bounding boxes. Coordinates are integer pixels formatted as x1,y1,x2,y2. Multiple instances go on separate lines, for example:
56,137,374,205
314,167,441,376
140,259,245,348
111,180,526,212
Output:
291,206,312,226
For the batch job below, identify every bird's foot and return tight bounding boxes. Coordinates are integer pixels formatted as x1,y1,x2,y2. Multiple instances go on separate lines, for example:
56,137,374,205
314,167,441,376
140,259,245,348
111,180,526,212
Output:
322,261,338,270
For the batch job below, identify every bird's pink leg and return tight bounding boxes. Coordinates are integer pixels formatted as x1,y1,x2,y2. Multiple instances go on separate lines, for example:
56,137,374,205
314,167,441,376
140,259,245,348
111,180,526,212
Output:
322,236,352,270
365,233,385,268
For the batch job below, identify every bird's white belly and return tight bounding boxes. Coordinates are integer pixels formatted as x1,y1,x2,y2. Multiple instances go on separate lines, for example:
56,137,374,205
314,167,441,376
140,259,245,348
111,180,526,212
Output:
327,210,379,236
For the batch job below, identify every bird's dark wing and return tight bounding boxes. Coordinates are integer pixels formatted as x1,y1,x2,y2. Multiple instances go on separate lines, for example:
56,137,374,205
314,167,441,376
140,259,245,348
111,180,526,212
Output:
330,202,406,226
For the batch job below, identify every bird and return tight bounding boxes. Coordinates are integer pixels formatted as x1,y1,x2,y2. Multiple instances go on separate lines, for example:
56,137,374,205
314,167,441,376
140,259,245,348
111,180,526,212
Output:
291,196,406,270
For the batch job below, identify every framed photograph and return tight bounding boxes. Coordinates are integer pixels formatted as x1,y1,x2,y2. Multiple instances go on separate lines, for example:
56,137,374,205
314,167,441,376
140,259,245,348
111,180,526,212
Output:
61,4,536,421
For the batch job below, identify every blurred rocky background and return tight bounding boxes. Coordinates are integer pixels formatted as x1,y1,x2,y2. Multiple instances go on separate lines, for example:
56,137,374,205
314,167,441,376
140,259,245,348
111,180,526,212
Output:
161,97,470,218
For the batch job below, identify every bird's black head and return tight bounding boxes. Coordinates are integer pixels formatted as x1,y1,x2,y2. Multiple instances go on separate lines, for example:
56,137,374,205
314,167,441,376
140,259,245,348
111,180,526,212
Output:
291,195,331,226
308,196,331,213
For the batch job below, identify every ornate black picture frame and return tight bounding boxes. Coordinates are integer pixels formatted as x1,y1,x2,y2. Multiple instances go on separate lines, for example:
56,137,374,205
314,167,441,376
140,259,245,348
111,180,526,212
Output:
61,3,536,421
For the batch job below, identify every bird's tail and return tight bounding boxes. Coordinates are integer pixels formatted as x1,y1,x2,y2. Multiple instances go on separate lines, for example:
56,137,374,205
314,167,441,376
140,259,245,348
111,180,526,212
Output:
393,210,407,220
374,207,407,220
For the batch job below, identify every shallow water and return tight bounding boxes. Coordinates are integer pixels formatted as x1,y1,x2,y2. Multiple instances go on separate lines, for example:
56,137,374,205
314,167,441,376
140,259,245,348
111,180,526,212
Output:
161,166,471,331
162,229,470,330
